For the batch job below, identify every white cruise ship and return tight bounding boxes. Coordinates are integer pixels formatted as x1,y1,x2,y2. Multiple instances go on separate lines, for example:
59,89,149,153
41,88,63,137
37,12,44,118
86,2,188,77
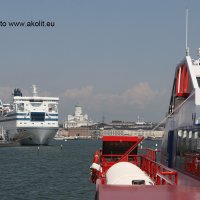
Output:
0,85,59,145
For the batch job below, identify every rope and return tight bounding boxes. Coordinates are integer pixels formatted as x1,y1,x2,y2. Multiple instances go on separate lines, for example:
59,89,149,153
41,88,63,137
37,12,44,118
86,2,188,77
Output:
151,90,195,132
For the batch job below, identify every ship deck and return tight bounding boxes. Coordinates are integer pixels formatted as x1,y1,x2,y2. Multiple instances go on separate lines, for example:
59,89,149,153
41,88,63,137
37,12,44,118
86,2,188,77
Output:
97,171,200,200
178,171,200,187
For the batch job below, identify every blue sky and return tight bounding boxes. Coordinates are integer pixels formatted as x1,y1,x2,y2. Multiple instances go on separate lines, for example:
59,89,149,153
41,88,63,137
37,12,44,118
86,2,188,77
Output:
0,0,199,123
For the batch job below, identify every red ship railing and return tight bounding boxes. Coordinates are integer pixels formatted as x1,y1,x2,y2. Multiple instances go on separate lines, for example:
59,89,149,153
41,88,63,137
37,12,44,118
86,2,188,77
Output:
99,148,178,186
139,150,178,185
184,153,200,176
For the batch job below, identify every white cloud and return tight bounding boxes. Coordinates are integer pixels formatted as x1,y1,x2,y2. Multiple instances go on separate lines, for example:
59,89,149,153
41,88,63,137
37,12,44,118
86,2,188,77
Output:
63,85,94,99
122,82,159,107
62,82,165,108
61,82,168,122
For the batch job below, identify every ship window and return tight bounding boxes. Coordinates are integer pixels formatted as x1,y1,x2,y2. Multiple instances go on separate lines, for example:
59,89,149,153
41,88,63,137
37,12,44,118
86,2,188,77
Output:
31,112,45,121
197,77,200,87
176,130,182,156
31,102,42,107
102,141,137,155
30,100,43,102
48,104,58,112
197,139,200,151
181,131,187,154
194,132,198,139
189,131,192,138
17,103,24,111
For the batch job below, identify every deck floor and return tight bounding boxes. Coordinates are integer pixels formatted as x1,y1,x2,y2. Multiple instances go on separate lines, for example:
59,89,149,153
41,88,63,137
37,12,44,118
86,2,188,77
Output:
98,184,200,200
178,171,200,187
97,172,200,200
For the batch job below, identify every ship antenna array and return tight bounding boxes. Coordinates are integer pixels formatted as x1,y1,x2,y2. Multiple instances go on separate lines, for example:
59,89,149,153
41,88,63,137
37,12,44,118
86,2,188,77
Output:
32,85,38,97
186,9,189,56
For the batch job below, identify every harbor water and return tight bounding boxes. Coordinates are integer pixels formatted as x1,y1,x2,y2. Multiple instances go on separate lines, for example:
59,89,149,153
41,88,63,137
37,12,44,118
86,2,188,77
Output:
0,139,161,200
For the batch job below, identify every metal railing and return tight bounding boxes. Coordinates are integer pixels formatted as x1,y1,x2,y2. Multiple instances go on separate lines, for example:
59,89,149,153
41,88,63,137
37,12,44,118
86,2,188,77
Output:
100,148,178,185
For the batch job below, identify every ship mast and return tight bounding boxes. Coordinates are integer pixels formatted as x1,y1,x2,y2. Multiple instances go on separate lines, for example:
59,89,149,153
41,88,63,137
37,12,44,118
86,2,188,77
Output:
186,9,189,56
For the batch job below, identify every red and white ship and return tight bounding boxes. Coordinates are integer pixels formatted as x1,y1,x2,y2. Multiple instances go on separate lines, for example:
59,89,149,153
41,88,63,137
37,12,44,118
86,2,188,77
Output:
90,11,200,200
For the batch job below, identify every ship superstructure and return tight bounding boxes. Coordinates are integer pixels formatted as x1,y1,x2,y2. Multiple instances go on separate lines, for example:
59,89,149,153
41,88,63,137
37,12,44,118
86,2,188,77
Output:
161,49,200,174
0,85,59,145
161,10,200,174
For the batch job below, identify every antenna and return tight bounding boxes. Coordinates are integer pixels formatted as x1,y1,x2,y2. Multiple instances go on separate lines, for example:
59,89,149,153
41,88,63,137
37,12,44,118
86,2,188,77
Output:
102,112,105,124
186,9,189,56
32,85,38,97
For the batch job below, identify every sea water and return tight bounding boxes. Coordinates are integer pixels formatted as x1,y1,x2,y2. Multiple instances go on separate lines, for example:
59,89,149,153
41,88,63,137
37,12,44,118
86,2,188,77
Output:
0,139,161,200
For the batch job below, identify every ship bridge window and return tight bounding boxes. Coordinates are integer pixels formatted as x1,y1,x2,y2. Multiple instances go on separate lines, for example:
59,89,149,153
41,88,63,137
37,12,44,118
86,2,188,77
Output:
17,103,24,111
30,100,43,102
102,141,137,155
31,112,45,121
48,104,58,112
30,102,42,107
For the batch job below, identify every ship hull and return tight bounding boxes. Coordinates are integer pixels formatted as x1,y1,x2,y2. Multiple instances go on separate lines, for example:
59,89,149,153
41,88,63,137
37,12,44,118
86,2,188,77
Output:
16,127,58,145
